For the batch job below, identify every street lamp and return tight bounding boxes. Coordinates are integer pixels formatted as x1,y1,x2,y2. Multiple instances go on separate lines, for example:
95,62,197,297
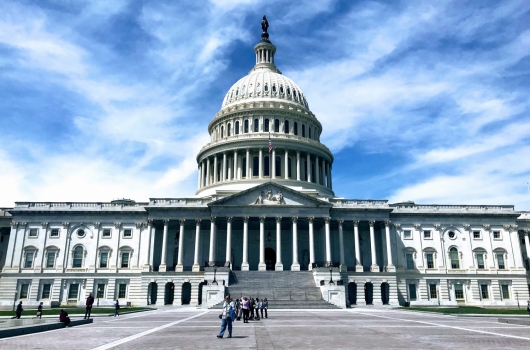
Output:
212,267,218,285
329,268,334,285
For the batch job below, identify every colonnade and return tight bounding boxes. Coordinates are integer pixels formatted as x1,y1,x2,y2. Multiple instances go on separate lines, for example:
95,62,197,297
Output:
154,218,394,273
197,149,332,189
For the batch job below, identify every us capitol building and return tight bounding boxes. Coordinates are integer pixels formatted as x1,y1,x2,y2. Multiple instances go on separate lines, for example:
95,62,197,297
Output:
1,19,529,309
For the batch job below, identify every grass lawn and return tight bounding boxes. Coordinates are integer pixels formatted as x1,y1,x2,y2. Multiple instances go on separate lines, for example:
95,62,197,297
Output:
404,306,530,315
0,307,153,317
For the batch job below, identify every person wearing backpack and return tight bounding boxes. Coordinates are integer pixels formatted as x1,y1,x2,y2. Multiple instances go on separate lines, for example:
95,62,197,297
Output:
217,295,234,338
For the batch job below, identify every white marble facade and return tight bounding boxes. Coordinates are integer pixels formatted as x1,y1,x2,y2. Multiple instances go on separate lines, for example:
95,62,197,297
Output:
1,29,529,309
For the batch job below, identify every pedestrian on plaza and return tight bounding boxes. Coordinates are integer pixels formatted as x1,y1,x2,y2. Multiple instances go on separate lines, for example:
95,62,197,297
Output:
85,293,94,319
33,302,43,319
217,295,234,339
242,296,250,323
527,300,530,316
249,297,255,320
13,301,23,319
263,298,268,318
255,298,261,320
59,309,71,326
235,298,241,321
114,299,120,317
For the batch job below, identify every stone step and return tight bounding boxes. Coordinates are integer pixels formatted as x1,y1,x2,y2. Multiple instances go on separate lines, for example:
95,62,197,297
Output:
210,299,340,309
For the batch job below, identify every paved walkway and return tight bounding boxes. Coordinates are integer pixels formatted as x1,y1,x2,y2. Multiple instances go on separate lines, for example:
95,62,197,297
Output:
1,308,530,349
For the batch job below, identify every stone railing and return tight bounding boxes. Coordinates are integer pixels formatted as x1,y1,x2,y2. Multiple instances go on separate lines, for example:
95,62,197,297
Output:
330,199,388,207
15,202,148,209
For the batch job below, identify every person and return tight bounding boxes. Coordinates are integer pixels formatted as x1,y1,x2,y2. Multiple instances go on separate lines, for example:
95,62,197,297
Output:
59,309,71,327
527,300,530,316
33,302,43,319
217,295,233,339
249,297,255,320
14,301,23,319
255,298,260,320
114,299,120,317
241,297,250,323
235,298,241,321
263,298,268,318
85,293,94,319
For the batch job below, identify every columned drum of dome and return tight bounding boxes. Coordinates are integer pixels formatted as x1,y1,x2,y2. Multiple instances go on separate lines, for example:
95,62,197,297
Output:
196,27,334,197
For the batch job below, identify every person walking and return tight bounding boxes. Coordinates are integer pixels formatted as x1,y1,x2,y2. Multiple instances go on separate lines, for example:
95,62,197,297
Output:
59,309,71,326
527,300,530,316
33,302,43,319
255,298,260,320
14,301,23,319
217,295,234,339
85,293,94,319
242,297,250,323
114,299,120,317
263,298,268,318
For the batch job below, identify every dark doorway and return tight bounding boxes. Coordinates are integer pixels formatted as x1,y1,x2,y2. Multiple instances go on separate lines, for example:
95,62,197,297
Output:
348,282,357,306
381,282,390,305
181,282,191,305
148,282,157,305
364,282,373,305
198,281,205,305
165,282,175,305
265,248,276,270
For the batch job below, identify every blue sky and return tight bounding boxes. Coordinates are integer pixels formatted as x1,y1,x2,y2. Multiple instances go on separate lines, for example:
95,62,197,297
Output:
0,0,529,210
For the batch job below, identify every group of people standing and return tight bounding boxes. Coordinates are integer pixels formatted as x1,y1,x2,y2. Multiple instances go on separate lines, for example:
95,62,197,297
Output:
217,295,269,339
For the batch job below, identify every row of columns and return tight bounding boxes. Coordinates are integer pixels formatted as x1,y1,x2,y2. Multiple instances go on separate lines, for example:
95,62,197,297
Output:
198,149,332,189
256,48,274,64
156,218,395,273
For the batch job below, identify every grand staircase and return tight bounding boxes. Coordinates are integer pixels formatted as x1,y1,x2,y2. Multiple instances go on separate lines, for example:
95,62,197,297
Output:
210,271,340,309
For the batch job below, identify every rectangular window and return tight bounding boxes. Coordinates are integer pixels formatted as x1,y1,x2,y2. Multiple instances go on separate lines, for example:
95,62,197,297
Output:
429,284,437,299
50,229,59,237
100,252,108,268
406,253,415,269
409,284,417,300
497,254,505,269
46,252,55,268
473,231,481,239
426,253,434,269
24,252,34,268
493,231,501,239
501,284,510,299
96,284,106,299
423,230,432,239
118,284,127,299
476,253,485,269
480,284,489,299
41,284,51,299
103,229,111,237
68,284,79,299
123,229,132,238
20,284,29,299
454,284,464,299
403,230,412,239
121,252,130,268
29,228,38,237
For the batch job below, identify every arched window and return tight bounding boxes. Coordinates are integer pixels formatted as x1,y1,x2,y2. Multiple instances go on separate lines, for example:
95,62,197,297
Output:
264,156,270,176
235,88,239,96
264,119,269,132
279,85,284,94
244,119,249,133
242,157,247,178
230,91,233,98
264,84,269,92
235,121,240,135
256,84,261,92
287,87,291,95
449,247,460,269
274,119,280,132
294,90,297,97
302,124,306,137
254,119,259,132
241,85,246,95
293,122,298,135
72,246,84,268
253,156,259,176
221,126,224,138
275,156,281,176
227,123,231,136
272,85,276,92
284,120,290,134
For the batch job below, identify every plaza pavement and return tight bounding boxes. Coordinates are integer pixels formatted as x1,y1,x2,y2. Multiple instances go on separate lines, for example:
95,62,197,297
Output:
1,307,530,349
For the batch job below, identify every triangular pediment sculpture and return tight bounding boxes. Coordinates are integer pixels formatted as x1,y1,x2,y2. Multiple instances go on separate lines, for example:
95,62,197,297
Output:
209,183,332,207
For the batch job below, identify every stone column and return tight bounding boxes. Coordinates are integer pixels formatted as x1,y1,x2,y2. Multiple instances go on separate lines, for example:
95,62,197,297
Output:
159,219,169,272
338,220,346,271
369,220,379,272
233,150,238,180
206,158,210,186
322,159,326,187
353,221,362,272
326,162,330,188
325,217,332,263
275,217,283,271
291,217,300,271
384,221,395,272
306,153,311,183
197,164,201,189
192,219,201,272
200,161,205,187
296,151,301,181
208,217,217,263
329,164,333,189
272,148,276,179
284,150,289,179
225,217,232,267
308,217,315,270
148,220,155,270
259,148,263,179
315,156,320,185
524,230,530,268
246,149,250,179
259,217,266,271
176,219,185,272
213,154,218,183
242,217,249,271
222,152,227,182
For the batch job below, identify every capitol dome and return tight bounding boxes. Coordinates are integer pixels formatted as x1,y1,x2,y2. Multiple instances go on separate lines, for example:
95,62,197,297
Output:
196,25,334,198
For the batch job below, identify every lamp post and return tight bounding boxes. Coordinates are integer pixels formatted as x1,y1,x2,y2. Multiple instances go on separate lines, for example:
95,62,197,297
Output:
329,268,334,285
212,267,218,285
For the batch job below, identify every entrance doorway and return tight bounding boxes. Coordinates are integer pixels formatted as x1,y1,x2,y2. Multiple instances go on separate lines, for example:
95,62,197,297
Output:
265,248,276,270
381,282,389,305
165,282,175,305
348,282,357,306
364,282,373,305
181,282,191,305
148,282,157,305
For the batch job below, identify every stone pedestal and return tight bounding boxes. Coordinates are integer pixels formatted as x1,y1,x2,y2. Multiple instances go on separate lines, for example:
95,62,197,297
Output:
291,263,300,271
258,263,267,271
355,265,363,272
192,264,201,272
241,262,249,271
370,265,380,272
320,285,346,308
385,265,396,273
201,285,226,309
176,264,184,272
159,264,167,272
275,262,284,271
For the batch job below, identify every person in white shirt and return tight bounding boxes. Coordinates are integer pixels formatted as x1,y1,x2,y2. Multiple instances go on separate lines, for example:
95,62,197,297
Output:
217,295,234,338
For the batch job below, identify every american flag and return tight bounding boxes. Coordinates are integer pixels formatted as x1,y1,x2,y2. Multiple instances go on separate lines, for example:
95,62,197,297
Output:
268,135,272,154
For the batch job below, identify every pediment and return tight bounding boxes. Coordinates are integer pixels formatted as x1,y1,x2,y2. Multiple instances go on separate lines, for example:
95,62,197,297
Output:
209,183,332,208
